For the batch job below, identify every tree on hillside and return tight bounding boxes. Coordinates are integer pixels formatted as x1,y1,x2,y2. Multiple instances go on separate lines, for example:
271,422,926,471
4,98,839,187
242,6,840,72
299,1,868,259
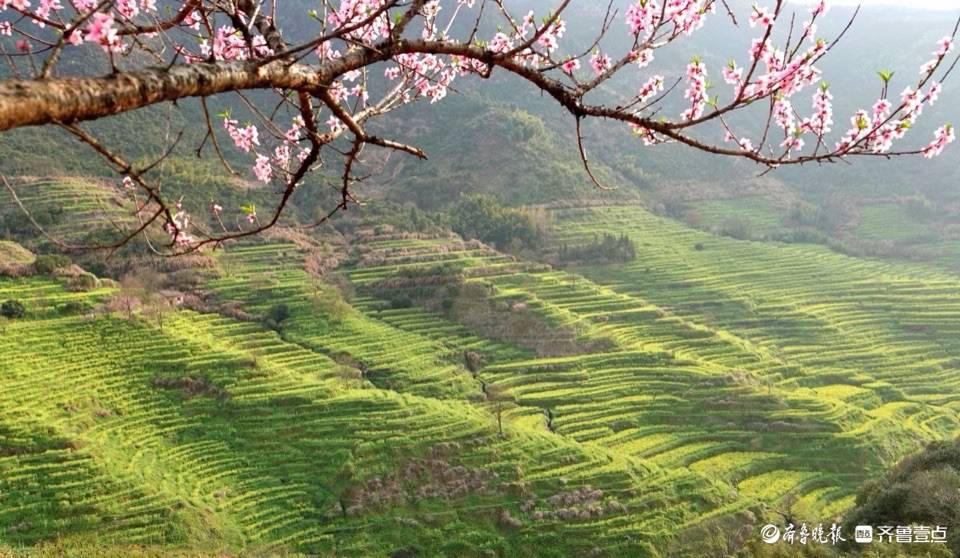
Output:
111,269,169,327
449,194,541,249
0,1,956,254
0,299,25,319
265,302,292,331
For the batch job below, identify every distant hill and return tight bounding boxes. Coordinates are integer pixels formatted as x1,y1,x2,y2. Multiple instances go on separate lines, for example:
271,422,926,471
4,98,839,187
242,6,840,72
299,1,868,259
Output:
2,2,957,264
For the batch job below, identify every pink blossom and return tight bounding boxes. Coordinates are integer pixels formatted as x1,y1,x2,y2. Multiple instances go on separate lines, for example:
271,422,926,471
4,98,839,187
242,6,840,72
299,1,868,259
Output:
926,82,942,106
253,155,272,182
71,0,96,11
872,99,891,122
85,12,121,52
183,9,201,30
274,145,290,168
116,0,138,19
284,116,303,143
34,0,63,27
165,208,192,245
626,0,660,37
561,59,580,74
870,124,897,154
807,85,833,135
901,86,924,121
922,124,955,158
936,36,954,57
749,5,774,28
224,119,260,153
835,109,870,152
670,0,711,35
773,98,794,131
638,75,664,103
537,29,559,53
781,134,804,152
811,1,827,17
633,48,653,68
749,37,770,62
590,52,611,76
630,123,660,146
722,62,742,85
327,0,392,43
201,26,248,61
682,58,708,121
327,115,345,134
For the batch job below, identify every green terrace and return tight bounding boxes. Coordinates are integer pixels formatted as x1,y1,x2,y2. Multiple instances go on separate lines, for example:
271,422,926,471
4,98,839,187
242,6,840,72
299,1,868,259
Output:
4,200,960,555
0,178,131,242
3,273,718,556
330,213,960,534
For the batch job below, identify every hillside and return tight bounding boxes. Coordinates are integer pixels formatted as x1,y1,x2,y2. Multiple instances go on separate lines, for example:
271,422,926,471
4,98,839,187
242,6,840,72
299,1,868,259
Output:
4,3,957,264
3,0,960,555
3,202,960,556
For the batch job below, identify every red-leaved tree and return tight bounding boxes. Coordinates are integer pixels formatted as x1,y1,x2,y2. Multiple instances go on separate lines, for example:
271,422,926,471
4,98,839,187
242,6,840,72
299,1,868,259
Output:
0,0,956,253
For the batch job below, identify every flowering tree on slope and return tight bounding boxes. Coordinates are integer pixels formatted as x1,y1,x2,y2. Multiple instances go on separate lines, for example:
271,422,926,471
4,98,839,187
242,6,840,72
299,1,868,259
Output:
0,0,956,253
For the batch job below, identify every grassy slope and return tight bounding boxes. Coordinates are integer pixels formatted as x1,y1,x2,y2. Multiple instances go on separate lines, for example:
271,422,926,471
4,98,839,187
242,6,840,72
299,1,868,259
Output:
334,206,960,549
2,203,960,556
0,243,706,557
0,241,34,265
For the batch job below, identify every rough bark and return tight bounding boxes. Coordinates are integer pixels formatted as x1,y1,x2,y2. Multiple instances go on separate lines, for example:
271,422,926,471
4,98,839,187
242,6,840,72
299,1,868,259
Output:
0,61,322,131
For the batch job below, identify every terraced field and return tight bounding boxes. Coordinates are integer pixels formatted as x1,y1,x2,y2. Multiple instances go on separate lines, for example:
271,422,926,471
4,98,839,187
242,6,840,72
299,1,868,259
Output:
2,203,960,556
690,196,787,237
333,207,960,540
0,178,129,243
852,204,936,244
546,206,960,483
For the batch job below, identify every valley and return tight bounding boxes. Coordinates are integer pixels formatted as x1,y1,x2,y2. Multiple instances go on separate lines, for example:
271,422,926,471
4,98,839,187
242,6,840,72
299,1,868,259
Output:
3,203,959,556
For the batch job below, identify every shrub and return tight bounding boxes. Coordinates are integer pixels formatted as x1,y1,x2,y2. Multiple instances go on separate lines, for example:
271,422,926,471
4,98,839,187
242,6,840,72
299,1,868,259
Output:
164,269,208,291
558,233,637,264
448,194,543,250
717,217,752,240
33,254,71,275
464,351,484,373
0,299,25,319
66,273,99,292
264,303,292,331
845,438,960,555
310,282,352,322
0,263,30,278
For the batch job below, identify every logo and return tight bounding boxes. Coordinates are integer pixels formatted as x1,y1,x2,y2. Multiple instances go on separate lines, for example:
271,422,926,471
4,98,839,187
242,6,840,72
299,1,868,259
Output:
761,524,781,544
854,525,874,543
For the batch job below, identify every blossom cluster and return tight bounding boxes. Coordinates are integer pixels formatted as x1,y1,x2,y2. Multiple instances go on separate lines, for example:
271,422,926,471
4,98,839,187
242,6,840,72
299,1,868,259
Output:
2,0,955,250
